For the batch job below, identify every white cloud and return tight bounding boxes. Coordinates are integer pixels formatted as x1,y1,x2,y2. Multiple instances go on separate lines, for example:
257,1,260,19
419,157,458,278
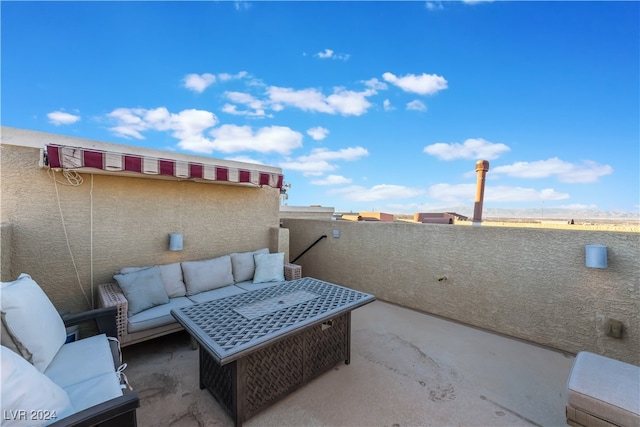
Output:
224,155,265,165
279,159,337,176
209,125,303,155
267,85,373,116
559,203,598,210
218,71,248,81
330,184,425,202
307,126,329,141
425,1,444,10
383,99,394,111
424,138,510,160
47,111,80,126
427,183,570,204
382,72,448,95
280,146,369,176
317,48,334,59
491,158,613,183
234,1,251,11
107,107,218,152
222,91,271,117
406,100,427,111
310,175,352,185
363,78,388,94
300,146,369,162
183,73,216,93
315,48,350,61
326,88,372,116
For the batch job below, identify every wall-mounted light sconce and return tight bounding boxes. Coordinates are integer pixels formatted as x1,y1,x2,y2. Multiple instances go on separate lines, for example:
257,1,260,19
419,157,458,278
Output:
585,244,607,269
169,233,183,251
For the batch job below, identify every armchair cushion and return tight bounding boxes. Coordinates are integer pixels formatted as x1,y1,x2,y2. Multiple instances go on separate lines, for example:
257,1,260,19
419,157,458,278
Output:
182,255,234,296
253,252,285,284
1,346,72,425
114,266,169,317
0,274,67,372
230,248,269,283
44,334,116,389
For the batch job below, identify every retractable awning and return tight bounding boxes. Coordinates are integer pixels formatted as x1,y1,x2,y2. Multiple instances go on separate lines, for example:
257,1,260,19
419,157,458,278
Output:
45,144,284,189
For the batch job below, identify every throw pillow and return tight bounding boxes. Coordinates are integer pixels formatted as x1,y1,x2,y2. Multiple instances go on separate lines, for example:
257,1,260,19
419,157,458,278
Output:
0,274,67,372
253,252,285,284
1,346,72,424
182,255,234,296
120,262,186,298
114,266,169,317
230,248,269,283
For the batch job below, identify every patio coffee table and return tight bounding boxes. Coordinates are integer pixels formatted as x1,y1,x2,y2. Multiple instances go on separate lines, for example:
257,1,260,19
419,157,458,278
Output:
171,277,375,427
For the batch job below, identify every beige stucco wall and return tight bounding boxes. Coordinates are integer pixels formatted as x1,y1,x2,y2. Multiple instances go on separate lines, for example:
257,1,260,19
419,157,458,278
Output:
1,142,283,314
283,219,640,364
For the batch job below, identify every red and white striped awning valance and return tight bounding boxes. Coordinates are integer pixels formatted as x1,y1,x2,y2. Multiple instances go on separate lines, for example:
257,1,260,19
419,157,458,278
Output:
45,144,283,189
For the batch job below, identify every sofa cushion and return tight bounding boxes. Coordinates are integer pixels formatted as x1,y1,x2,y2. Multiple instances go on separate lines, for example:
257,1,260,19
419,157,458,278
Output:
182,255,234,296
63,371,123,415
253,252,285,284
120,262,186,298
187,285,247,304
44,334,115,389
114,266,170,317
1,346,73,425
567,351,640,427
0,274,67,372
128,297,193,333
230,248,269,283
235,280,284,292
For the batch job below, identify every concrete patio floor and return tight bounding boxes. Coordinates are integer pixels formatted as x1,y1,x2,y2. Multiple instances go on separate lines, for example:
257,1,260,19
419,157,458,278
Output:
122,300,575,427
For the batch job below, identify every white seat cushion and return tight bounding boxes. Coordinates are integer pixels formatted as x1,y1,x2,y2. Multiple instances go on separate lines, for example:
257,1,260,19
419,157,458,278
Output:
0,274,67,372
63,371,123,415
128,297,193,333
1,346,73,426
567,351,640,427
187,285,246,304
44,334,115,389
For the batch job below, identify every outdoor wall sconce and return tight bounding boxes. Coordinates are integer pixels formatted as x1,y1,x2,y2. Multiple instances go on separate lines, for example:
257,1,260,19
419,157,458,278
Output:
169,233,183,251
585,244,607,269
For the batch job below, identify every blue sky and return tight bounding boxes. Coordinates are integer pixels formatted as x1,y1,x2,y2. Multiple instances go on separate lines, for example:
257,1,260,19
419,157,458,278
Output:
2,1,638,214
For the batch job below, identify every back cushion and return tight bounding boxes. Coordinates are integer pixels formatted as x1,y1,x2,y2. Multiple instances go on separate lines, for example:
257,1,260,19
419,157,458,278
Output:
230,248,269,283
114,266,170,317
0,274,67,372
182,255,234,296
1,346,72,421
120,262,186,298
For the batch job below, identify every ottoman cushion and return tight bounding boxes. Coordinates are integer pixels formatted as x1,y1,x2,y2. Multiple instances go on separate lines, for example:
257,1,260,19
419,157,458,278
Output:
567,351,640,426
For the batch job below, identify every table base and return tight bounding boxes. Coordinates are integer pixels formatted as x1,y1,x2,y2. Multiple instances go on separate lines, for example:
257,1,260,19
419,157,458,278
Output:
199,312,350,426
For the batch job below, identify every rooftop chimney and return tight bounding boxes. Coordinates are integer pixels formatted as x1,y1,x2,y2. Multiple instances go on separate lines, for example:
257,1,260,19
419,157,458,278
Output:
473,160,490,224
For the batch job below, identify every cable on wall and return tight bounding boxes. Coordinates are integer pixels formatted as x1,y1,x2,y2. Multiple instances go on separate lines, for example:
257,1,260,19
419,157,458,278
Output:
50,169,92,309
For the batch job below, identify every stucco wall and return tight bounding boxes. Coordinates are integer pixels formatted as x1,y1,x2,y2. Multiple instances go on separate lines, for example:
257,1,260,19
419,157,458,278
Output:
1,143,282,314
283,219,640,364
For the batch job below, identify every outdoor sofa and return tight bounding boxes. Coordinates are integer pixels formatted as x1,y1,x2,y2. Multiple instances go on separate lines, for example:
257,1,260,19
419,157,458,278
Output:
1,273,139,427
98,249,302,347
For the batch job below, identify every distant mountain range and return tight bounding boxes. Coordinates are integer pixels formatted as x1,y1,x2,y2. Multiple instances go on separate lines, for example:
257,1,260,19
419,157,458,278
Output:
435,207,639,220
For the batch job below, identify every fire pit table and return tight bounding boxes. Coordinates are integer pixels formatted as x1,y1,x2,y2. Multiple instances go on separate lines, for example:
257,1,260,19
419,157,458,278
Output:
171,277,375,427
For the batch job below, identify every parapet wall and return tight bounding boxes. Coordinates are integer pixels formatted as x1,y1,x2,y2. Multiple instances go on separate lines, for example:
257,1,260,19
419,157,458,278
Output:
283,219,640,364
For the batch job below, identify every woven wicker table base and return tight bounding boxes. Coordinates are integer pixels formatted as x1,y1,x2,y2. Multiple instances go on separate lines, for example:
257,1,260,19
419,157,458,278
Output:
200,313,349,426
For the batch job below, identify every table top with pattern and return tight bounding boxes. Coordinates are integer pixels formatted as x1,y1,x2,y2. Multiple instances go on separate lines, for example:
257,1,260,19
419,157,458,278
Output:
171,277,375,364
